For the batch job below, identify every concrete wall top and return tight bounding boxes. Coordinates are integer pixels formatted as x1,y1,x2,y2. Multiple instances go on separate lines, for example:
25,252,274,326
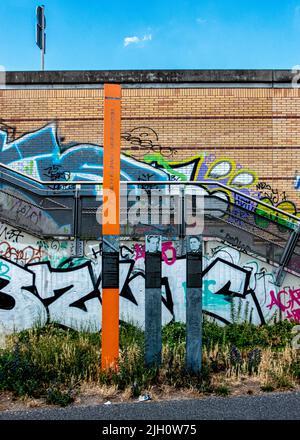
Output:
3,69,297,87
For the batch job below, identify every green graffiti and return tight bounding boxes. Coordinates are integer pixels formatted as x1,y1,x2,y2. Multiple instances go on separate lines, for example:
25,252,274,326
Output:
255,198,297,230
24,160,34,176
182,279,231,314
182,281,187,305
37,240,49,250
57,257,89,269
143,153,187,181
0,261,10,280
203,280,232,309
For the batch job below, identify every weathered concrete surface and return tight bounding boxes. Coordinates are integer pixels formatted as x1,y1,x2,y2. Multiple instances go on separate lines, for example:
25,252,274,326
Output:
186,287,202,374
4,69,295,85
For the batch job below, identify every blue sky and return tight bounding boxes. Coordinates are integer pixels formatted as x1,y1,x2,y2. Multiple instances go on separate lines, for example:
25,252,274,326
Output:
1,0,300,71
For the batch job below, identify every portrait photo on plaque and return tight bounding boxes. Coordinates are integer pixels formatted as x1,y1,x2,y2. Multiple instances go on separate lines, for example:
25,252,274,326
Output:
146,235,162,253
187,236,202,254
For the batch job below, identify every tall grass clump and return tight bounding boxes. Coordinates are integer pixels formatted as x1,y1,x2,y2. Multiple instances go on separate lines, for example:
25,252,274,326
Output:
0,319,298,405
0,323,100,400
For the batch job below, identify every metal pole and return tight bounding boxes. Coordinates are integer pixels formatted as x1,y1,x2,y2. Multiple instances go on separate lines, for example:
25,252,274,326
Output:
101,84,121,371
41,6,45,71
186,235,203,374
145,235,162,368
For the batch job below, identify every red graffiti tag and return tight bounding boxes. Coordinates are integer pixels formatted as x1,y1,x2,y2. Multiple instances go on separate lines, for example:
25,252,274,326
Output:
134,244,145,261
267,288,300,322
0,242,43,265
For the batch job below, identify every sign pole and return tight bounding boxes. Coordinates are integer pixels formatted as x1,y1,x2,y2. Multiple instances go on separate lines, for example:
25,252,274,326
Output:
186,235,203,374
145,235,162,367
101,84,121,370
36,5,46,71
41,7,45,71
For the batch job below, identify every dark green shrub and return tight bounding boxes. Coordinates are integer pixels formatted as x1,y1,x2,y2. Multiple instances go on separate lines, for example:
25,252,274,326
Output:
0,343,47,398
215,385,230,396
46,387,75,406
162,322,185,349
202,319,295,349
261,384,275,392
291,361,300,379
119,321,144,349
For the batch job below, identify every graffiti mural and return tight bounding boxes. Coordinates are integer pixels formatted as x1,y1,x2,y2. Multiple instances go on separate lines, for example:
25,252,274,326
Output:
0,124,170,183
267,287,300,322
0,222,73,268
1,222,300,334
0,121,16,142
121,126,178,158
1,123,300,334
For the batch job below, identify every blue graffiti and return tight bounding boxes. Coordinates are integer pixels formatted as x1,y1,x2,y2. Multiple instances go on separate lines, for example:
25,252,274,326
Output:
0,124,170,183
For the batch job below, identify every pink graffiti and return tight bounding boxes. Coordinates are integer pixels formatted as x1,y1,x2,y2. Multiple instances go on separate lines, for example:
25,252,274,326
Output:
162,242,177,265
267,288,300,322
134,241,177,265
286,308,300,322
134,244,145,261
0,241,43,265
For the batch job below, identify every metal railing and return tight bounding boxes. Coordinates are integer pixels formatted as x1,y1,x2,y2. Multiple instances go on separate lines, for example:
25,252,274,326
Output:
1,162,300,276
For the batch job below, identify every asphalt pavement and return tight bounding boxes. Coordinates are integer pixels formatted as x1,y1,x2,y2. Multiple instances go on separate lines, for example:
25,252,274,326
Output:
0,391,299,420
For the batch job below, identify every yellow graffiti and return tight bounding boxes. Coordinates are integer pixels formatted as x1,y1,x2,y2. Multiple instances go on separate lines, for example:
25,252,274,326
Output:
204,158,258,189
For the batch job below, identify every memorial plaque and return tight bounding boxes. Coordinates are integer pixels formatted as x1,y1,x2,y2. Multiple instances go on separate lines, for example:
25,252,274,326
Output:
102,252,119,288
186,235,202,289
145,235,162,289
145,252,161,288
145,235,162,367
187,253,202,288
185,235,203,373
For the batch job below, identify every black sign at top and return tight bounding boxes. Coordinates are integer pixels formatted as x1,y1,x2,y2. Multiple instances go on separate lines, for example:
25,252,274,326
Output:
186,252,202,288
145,252,161,289
102,252,119,288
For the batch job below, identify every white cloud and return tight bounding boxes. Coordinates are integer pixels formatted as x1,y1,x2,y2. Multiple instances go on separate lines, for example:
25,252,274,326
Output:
196,17,207,24
124,36,139,46
124,34,152,47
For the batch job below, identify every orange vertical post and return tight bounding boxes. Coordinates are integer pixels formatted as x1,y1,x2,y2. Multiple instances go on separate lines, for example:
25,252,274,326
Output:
101,84,121,370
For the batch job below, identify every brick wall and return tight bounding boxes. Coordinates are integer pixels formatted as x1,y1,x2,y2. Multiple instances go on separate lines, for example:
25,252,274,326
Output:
1,86,300,211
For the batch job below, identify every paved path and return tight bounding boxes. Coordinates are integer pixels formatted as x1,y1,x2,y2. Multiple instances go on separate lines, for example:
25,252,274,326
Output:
0,391,299,420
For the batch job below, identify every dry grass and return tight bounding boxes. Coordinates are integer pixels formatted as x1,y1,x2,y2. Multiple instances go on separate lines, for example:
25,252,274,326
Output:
0,322,299,408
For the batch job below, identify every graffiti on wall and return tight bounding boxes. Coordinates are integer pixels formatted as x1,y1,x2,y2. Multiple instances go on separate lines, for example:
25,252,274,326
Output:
255,181,300,227
0,122,298,201
0,187,72,236
121,126,178,158
0,222,73,268
1,123,298,231
0,124,170,183
0,120,16,142
1,220,300,335
0,123,267,193
267,287,300,322
1,123,300,333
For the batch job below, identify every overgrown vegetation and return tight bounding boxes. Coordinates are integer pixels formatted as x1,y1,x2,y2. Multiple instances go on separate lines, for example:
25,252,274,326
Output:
0,319,299,406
